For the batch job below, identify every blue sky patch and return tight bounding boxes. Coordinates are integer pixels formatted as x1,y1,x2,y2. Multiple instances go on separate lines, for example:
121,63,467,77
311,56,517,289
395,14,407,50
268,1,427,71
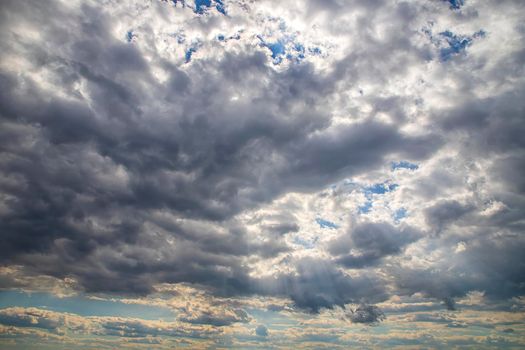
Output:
358,182,398,214
293,236,318,249
308,47,322,55
185,47,197,63
424,25,485,62
358,201,373,214
439,31,473,61
394,208,408,222
315,218,338,229
184,40,202,63
446,0,464,10
216,32,241,43
194,0,211,14
268,41,286,59
215,0,226,15
364,183,398,196
257,36,286,64
366,183,388,194
0,291,175,320
193,0,226,15
126,30,136,43
392,161,419,171
438,30,485,61
294,43,305,60
256,19,328,65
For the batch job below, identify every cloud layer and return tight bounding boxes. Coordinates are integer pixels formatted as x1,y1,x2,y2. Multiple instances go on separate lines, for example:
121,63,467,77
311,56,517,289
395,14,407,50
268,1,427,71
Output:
0,0,524,348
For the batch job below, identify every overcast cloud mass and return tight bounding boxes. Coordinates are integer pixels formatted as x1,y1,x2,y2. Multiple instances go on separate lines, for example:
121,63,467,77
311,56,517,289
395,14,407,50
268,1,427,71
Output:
0,0,524,348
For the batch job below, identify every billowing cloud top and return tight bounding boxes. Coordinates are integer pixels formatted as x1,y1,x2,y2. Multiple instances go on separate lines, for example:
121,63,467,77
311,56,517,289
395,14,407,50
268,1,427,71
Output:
0,0,524,348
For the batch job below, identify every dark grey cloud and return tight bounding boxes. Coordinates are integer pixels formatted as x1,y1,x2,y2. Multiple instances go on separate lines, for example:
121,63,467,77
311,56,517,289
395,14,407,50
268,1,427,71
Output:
442,297,457,311
492,155,525,194
256,258,388,313
0,0,440,304
392,233,525,308
424,200,474,235
437,87,525,156
0,0,524,325
347,304,386,324
329,222,421,268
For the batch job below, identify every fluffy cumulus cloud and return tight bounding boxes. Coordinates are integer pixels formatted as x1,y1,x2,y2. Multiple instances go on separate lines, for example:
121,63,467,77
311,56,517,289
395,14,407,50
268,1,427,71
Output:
0,0,524,348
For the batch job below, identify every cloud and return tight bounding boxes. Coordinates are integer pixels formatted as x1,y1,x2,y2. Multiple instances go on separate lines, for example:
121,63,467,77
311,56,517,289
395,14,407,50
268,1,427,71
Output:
392,233,525,308
178,307,251,326
0,2,524,347
424,200,473,235
0,0,439,301
255,324,269,337
328,222,421,268
0,307,221,340
257,257,388,313
347,304,386,324
0,308,64,331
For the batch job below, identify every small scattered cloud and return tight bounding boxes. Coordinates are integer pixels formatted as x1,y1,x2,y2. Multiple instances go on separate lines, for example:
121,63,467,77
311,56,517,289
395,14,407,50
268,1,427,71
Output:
347,304,386,324
255,324,269,337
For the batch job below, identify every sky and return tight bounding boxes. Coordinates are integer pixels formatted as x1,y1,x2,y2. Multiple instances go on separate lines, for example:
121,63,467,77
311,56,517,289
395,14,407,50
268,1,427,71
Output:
0,0,524,349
